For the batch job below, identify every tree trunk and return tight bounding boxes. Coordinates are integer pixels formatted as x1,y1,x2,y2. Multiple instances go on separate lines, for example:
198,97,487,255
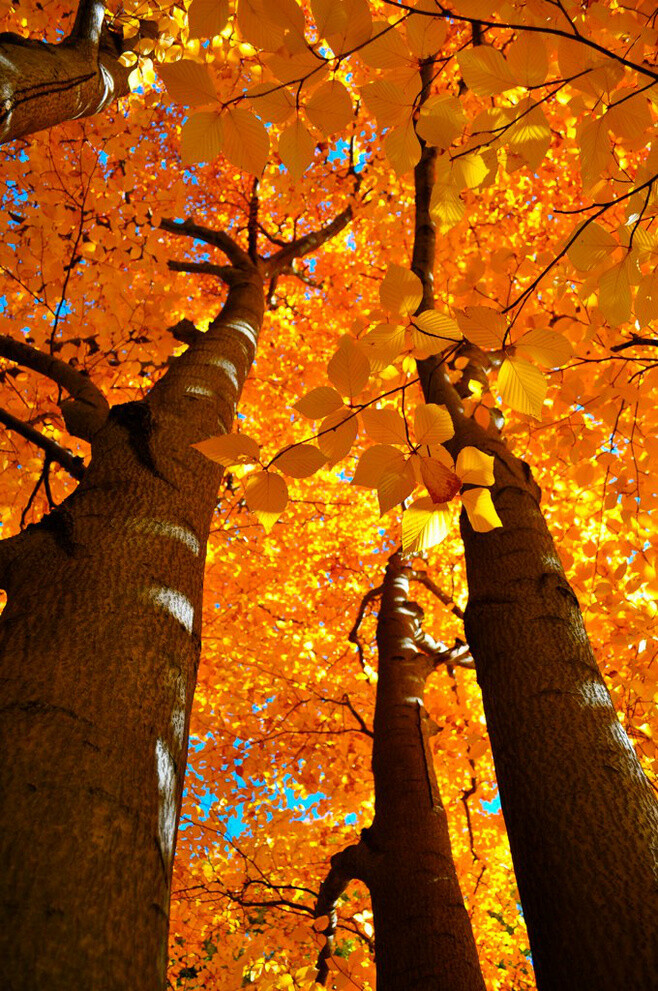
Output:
452,410,658,991
0,266,264,990
410,52,658,986
369,556,486,991
317,556,486,991
0,1,131,144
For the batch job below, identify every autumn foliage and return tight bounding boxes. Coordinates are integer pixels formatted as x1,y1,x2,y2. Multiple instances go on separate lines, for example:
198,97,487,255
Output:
0,0,657,989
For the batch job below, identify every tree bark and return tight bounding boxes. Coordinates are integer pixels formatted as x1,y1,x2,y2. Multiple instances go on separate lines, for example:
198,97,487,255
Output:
0,264,264,990
429,389,658,991
410,59,658,991
0,0,131,144
317,556,486,991
369,556,486,991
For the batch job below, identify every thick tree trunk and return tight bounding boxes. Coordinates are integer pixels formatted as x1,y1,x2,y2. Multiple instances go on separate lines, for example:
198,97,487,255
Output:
443,408,658,991
0,1,130,144
317,556,485,991
410,52,658,986
0,267,264,990
410,71,658,991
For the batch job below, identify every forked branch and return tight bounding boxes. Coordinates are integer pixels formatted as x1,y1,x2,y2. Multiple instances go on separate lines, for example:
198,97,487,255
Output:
0,334,108,441
159,217,253,269
314,842,372,985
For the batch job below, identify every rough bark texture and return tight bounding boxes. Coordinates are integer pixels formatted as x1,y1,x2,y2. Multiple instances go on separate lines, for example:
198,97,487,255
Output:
411,51,658,988
429,391,658,991
317,557,486,991
0,1,131,144
0,265,264,990
368,556,486,991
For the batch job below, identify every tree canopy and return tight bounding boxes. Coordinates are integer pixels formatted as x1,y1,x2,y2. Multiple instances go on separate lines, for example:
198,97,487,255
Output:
0,1,657,989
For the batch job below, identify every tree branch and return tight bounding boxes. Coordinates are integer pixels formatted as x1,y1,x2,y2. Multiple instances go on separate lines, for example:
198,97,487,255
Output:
0,335,108,440
70,0,105,45
167,259,236,282
348,584,383,671
321,693,374,738
0,407,86,479
610,336,658,353
315,842,371,985
408,568,464,620
263,205,354,278
159,218,252,269
166,318,202,347
248,177,259,262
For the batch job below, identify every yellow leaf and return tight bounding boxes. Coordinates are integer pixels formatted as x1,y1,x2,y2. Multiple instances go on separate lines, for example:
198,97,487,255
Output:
414,403,454,445
293,386,344,419
450,0,496,15
462,487,502,532
360,323,406,371
305,80,353,136
248,82,296,124
352,444,406,488
405,7,447,58
452,152,489,190
272,444,326,477
377,459,415,515
411,310,462,356
188,0,229,38
457,306,507,349
635,271,658,328
402,496,451,552
244,471,288,532
415,94,465,149
361,407,407,446
578,116,613,187
360,79,410,128
498,356,547,418
567,221,617,272
384,119,421,176
606,90,652,142
266,49,327,86
158,60,218,106
456,447,495,486
327,337,370,398
180,111,223,164
279,119,316,180
507,102,551,170
265,0,306,53
429,181,464,233
359,20,411,69
311,0,344,37
313,0,372,55
457,45,516,97
505,33,548,87
222,107,270,174
318,408,358,464
598,262,631,327
419,456,461,503
379,264,423,316
516,328,574,367
193,432,260,466
237,0,285,51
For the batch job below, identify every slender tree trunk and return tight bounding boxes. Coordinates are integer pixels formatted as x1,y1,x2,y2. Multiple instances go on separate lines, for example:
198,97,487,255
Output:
370,556,486,991
0,265,264,990
0,0,131,144
317,556,485,991
411,60,658,991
